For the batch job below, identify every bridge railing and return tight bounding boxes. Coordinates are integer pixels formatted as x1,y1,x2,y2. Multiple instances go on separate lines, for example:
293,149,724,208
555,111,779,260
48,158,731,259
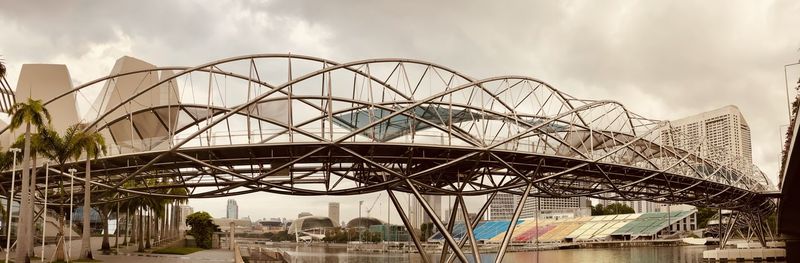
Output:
93,125,770,193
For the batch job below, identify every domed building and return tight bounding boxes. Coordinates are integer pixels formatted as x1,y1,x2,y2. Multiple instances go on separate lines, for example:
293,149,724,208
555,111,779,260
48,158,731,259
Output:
288,216,336,235
346,217,384,229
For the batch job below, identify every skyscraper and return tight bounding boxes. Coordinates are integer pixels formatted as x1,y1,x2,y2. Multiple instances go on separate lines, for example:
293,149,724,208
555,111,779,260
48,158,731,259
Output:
601,105,755,213
489,193,591,220
178,205,194,232
227,199,238,219
660,105,753,172
328,202,340,227
409,195,441,228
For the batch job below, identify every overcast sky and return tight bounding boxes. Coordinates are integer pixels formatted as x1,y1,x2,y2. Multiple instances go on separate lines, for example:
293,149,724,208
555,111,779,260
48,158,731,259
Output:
1,0,799,223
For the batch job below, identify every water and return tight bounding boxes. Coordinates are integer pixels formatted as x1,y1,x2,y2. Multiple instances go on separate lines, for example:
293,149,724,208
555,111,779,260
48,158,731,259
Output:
275,245,769,263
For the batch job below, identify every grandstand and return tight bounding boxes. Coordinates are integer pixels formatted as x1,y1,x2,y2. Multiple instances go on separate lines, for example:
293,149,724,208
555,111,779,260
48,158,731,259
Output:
428,222,469,241
429,210,697,244
610,210,695,240
487,219,554,243
538,217,590,243
513,223,557,242
565,214,641,242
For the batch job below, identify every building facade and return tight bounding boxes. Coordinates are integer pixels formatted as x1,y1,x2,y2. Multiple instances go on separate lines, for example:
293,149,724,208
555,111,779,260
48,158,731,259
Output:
600,199,658,214
178,205,194,232
599,106,755,214
298,212,313,218
409,195,441,228
328,202,340,227
489,193,591,220
227,199,239,219
660,105,753,172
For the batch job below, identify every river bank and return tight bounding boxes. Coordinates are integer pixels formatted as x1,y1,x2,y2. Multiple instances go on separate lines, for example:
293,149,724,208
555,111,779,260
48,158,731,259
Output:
253,243,770,263
247,238,695,254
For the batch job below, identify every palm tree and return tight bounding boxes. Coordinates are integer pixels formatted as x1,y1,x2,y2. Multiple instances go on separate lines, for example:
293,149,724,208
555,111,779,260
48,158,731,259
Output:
166,184,188,240
0,150,16,236
92,190,119,254
12,132,50,257
75,125,106,260
122,179,162,252
0,56,6,79
38,125,83,261
8,98,51,263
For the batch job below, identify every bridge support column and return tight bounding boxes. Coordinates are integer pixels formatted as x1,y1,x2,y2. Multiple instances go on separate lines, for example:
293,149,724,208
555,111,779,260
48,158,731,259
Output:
445,192,497,263
494,182,533,263
405,179,468,263
387,190,430,263
721,212,740,248
458,195,481,263
753,214,768,248
438,197,461,263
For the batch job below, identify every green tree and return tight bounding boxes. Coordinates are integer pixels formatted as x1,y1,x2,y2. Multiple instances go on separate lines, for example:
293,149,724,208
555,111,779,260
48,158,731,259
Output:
603,203,635,215
420,222,434,240
0,149,13,239
38,125,84,261
0,56,6,79
696,207,717,228
185,211,220,249
8,98,51,263
76,124,106,260
592,204,606,216
11,131,51,258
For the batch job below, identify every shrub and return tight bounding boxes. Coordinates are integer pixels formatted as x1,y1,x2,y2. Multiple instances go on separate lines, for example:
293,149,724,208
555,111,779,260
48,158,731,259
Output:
185,211,220,249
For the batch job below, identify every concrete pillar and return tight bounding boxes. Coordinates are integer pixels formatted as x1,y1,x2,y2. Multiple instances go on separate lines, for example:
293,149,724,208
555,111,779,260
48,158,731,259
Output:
229,222,235,250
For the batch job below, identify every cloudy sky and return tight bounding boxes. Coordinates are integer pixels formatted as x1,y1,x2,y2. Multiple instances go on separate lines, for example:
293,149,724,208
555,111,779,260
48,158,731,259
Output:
1,1,799,223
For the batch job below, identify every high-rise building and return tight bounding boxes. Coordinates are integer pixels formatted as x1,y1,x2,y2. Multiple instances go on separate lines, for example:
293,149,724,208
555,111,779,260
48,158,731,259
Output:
227,199,238,219
328,202,340,227
660,105,753,172
178,205,194,232
409,195,441,228
489,193,591,220
612,105,755,213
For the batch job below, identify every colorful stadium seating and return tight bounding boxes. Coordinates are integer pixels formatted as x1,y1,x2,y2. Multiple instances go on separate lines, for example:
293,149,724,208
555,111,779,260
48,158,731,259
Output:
428,210,696,243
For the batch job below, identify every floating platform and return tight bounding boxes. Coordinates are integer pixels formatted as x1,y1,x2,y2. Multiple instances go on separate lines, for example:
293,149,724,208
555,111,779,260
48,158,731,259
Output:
702,248,786,262
735,241,786,249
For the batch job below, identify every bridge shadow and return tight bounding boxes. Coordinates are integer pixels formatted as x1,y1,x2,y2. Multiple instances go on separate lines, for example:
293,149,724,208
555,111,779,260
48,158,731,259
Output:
779,102,800,258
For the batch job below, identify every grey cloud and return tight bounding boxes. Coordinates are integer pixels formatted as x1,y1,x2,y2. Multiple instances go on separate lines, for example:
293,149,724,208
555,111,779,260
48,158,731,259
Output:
1,0,798,220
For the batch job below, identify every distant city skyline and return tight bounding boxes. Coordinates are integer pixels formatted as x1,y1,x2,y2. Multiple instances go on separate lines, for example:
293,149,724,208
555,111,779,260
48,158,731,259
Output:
227,199,238,219
3,0,796,228
328,202,340,227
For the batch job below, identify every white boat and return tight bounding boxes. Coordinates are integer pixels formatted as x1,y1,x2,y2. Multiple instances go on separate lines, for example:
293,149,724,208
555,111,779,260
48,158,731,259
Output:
682,237,708,245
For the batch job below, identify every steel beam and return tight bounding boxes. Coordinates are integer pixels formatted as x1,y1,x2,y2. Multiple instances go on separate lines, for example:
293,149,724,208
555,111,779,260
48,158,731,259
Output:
387,190,430,263
439,197,461,263
446,191,497,263
406,180,468,263
459,196,481,263
495,182,533,263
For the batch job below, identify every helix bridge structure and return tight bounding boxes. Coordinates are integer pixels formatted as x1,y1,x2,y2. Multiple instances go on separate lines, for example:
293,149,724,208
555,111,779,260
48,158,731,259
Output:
0,54,777,262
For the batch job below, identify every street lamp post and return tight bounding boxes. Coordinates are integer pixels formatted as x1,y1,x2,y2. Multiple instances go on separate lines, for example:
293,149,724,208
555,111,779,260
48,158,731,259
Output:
358,201,363,242
68,168,77,261
4,148,20,263
41,162,49,263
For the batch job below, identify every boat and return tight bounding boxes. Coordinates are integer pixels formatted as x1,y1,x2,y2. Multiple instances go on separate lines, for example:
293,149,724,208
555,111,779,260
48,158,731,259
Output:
682,237,708,245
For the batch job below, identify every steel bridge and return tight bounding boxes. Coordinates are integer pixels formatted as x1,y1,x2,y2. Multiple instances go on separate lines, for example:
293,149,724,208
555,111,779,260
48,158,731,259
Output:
0,54,777,262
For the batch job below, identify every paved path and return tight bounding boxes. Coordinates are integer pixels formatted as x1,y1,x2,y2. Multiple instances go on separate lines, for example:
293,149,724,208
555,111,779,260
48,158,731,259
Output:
28,236,232,263
95,249,234,263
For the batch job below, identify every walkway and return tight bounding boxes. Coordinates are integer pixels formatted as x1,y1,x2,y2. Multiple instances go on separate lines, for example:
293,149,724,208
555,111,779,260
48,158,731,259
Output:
95,249,233,263
30,236,232,263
